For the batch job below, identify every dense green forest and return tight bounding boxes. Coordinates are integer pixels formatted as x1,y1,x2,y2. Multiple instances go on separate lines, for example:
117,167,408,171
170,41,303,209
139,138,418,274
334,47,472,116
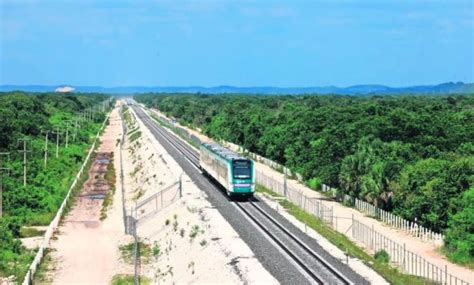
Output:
135,93,474,264
0,92,111,280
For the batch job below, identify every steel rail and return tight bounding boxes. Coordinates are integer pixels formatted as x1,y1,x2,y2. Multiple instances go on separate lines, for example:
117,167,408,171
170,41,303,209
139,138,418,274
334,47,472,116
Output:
249,201,353,285
133,104,354,285
139,111,200,163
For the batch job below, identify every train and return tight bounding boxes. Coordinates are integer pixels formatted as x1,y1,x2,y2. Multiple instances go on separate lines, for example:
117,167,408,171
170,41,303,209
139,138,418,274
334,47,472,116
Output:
199,143,255,197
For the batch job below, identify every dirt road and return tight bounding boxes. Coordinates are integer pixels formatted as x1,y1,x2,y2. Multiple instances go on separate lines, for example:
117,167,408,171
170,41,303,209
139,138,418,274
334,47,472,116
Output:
48,105,129,284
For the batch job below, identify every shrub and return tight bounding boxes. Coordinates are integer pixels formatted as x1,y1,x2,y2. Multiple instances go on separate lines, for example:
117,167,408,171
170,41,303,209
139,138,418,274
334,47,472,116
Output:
374,250,390,264
308,177,322,191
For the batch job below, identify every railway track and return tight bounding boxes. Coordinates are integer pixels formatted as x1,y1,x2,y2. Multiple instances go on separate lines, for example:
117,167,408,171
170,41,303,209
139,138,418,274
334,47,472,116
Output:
132,104,362,285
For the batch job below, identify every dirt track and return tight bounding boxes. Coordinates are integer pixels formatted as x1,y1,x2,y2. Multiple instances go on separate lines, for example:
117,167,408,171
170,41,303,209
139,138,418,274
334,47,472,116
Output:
48,105,130,284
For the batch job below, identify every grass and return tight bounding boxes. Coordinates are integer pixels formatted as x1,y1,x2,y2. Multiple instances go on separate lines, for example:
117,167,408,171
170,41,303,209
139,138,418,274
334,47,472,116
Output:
127,126,140,135
111,274,150,285
130,164,142,178
133,188,145,201
129,130,142,143
32,249,55,284
150,114,201,149
441,247,474,269
189,225,200,240
119,241,152,264
19,227,46,238
256,184,437,285
62,140,102,220
100,154,116,220
122,106,135,130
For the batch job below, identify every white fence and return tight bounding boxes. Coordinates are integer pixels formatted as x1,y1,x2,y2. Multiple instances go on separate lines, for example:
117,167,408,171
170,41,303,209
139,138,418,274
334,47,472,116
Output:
22,111,111,285
321,184,444,245
352,219,469,285
256,170,334,226
250,141,445,245
257,171,470,285
230,133,446,245
134,180,182,224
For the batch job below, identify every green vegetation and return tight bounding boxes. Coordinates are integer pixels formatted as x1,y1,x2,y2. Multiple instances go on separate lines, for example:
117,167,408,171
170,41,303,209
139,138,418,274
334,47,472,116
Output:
136,93,474,264
122,105,134,129
19,227,45,238
32,249,55,284
189,225,200,240
129,130,142,143
443,187,474,268
111,274,150,285
100,155,116,220
150,113,201,149
119,241,152,264
374,250,390,264
256,185,434,285
0,91,111,280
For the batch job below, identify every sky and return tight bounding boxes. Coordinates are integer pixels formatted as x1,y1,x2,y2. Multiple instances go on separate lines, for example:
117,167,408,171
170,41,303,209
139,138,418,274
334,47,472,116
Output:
0,0,473,87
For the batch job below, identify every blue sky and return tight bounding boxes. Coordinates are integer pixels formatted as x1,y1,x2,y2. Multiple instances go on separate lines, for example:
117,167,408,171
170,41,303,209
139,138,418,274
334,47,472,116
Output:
0,0,472,87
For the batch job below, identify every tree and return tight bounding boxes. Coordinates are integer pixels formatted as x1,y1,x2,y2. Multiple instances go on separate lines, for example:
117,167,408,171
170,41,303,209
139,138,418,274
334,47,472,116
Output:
444,187,474,263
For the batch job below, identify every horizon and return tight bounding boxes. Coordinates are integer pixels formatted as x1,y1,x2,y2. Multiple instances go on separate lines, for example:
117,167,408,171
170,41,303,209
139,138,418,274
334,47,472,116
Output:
1,1,473,87
1,81,473,89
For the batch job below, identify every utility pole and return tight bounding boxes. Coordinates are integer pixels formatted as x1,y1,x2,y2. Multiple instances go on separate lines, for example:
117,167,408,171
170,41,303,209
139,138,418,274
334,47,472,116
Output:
52,127,60,158
17,138,31,187
0,152,11,218
42,130,49,168
65,121,71,148
73,118,78,141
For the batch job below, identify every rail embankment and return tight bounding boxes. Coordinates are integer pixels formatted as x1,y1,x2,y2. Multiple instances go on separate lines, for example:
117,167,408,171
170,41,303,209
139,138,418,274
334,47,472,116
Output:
118,105,277,284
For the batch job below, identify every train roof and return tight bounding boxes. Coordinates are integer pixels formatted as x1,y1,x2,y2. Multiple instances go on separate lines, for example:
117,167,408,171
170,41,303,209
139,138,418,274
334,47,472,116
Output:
201,143,249,161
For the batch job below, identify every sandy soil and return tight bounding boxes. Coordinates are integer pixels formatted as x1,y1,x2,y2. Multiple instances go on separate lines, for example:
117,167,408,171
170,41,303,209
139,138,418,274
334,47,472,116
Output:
125,106,278,284
47,104,132,284
148,107,474,283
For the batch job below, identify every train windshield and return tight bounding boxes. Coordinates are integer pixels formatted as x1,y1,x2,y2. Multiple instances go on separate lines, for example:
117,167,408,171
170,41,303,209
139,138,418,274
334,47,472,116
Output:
233,160,251,179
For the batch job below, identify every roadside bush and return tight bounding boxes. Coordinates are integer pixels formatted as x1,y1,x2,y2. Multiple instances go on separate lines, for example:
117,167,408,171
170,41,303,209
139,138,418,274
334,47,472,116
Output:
307,177,322,190
374,250,390,264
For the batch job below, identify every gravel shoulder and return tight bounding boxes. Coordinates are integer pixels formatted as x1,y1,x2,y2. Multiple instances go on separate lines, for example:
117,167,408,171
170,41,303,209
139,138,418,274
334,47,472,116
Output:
122,104,278,284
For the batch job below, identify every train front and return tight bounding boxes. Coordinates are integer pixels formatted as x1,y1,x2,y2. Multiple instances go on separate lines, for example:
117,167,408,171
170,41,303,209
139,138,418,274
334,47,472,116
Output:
230,159,255,196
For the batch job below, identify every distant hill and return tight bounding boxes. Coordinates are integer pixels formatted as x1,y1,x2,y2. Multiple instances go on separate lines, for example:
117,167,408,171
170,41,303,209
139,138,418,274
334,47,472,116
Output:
1,82,473,95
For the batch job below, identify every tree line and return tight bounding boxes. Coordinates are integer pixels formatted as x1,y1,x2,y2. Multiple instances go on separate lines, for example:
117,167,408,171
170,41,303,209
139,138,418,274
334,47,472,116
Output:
135,93,473,265
0,92,110,280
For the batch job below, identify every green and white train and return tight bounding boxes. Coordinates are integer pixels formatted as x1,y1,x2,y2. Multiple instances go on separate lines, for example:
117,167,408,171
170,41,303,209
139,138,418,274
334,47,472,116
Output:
199,143,255,197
